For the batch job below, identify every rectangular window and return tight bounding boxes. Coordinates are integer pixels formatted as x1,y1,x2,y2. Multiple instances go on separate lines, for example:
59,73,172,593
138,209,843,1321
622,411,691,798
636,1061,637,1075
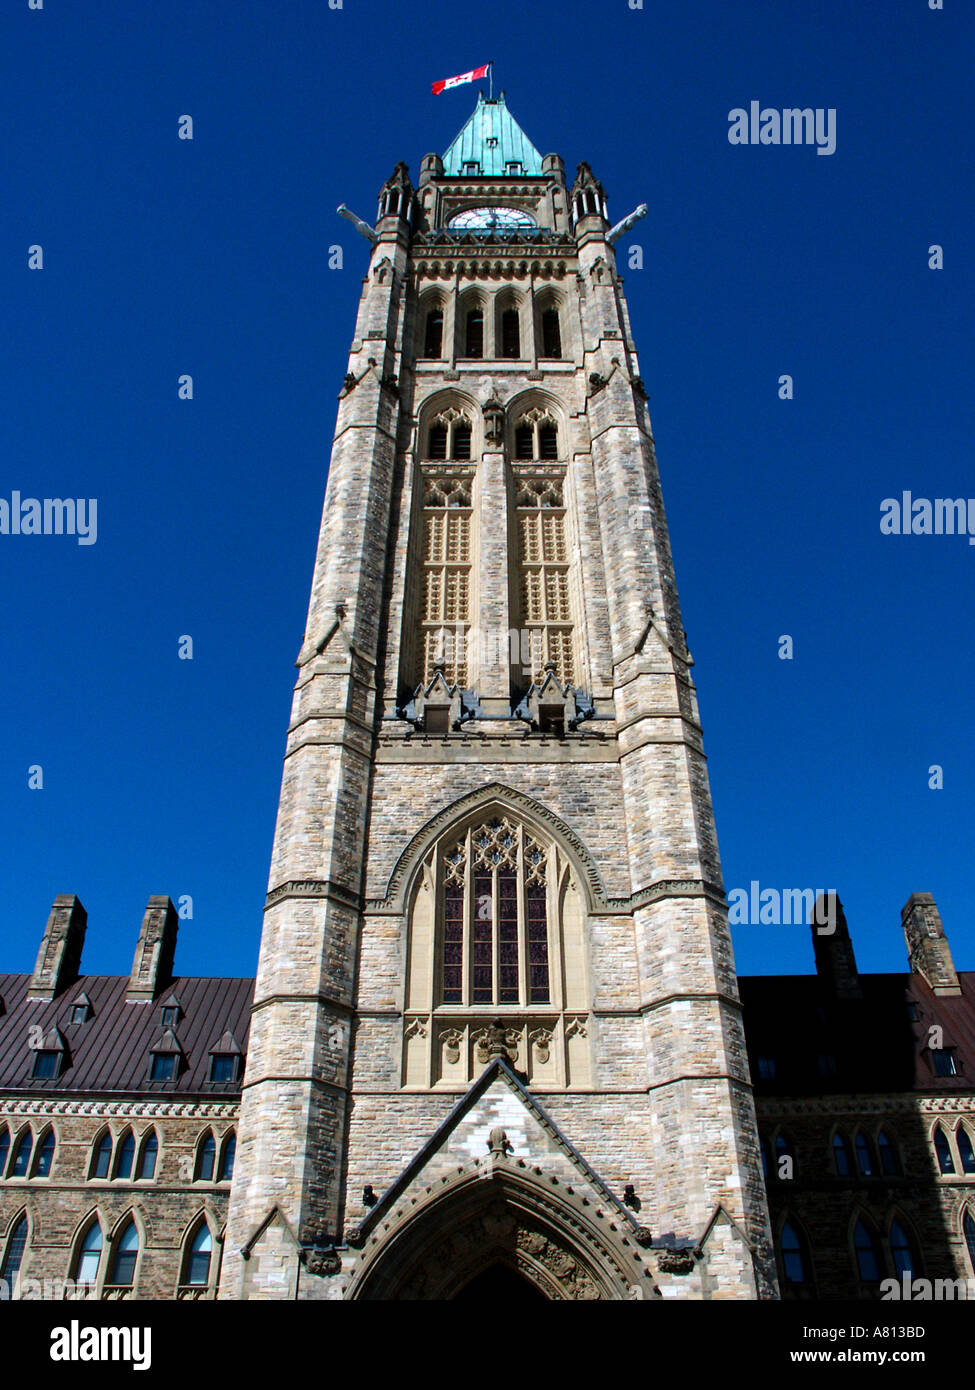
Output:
420,487,472,687
933,1048,959,1076
31,1051,60,1079
209,1055,237,1083
149,1054,177,1081
423,310,444,358
527,884,550,1003
757,1056,776,1080
517,499,574,686
465,310,484,358
443,885,464,1003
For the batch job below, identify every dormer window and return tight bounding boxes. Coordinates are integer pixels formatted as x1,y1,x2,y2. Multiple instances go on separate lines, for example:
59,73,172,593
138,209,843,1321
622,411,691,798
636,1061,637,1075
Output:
462,161,481,176
30,1026,66,1079
159,994,181,1029
161,1007,177,1028
208,1031,243,1083
933,1048,959,1077
505,161,523,175
70,1004,89,1025
149,1028,182,1082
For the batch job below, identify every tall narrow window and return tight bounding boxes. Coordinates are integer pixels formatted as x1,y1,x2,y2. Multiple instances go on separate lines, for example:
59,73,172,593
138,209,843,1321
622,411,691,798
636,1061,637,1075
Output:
957,1127,975,1175
91,1131,113,1179
196,1131,216,1182
33,1131,55,1178
137,1131,158,1180
10,1130,32,1178
186,1225,213,1286
0,1126,9,1176
426,409,473,461
889,1219,916,1278
855,1132,874,1176
515,470,573,686
541,307,562,358
75,1222,103,1285
964,1210,975,1273
219,1132,236,1181
109,1221,139,1287
877,1129,900,1176
1,1216,28,1295
418,473,472,687
833,1131,852,1177
780,1219,810,1285
853,1219,881,1283
116,1130,135,1180
438,819,550,1007
501,308,520,358
934,1124,955,1173
423,308,444,358
464,308,484,358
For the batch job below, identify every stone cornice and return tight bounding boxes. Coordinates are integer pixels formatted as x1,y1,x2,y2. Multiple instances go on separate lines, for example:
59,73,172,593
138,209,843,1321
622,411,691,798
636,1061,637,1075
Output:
756,1094,975,1117
0,1097,239,1119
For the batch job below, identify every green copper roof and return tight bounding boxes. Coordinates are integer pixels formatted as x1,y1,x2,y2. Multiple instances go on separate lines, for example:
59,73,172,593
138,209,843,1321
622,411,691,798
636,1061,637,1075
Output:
442,93,544,177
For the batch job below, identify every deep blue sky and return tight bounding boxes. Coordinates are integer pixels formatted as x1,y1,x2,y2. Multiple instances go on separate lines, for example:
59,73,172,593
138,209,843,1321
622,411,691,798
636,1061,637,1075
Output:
1,0,972,985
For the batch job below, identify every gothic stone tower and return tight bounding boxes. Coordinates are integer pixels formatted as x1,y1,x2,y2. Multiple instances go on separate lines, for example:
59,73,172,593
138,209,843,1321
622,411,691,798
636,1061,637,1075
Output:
221,93,776,1301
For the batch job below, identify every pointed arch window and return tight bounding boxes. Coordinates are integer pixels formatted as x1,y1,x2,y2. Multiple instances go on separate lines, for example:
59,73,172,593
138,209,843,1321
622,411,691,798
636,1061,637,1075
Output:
219,1132,236,1182
137,1130,158,1180
10,1129,32,1178
540,307,562,359
853,1219,882,1283
513,409,560,461
514,461,574,687
426,408,473,462
115,1129,136,1180
74,1221,103,1285
855,1131,875,1177
500,308,520,359
109,1220,139,1287
440,818,550,1007
185,1223,213,1286
0,1126,9,1176
195,1131,216,1182
964,1209,975,1273
32,1130,55,1178
876,1129,900,1176
889,1218,917,1278
423,307,444,358
780,1218,811,1285
91,1131,113,1179
1,1215,28,1295
957,1126,975,1175
934,1124,955,1174
832,1131,852,1177
464,307,484,358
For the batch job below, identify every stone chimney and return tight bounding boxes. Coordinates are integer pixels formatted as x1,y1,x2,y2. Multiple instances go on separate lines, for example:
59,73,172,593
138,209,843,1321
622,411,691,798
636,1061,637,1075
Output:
812,892,862,999
127,896,179,1002
29,895,87,1000
902,893,960,996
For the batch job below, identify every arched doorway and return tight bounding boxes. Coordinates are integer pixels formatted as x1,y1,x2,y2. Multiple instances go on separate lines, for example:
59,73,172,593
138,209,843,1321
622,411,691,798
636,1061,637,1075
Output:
346,1164,656,1301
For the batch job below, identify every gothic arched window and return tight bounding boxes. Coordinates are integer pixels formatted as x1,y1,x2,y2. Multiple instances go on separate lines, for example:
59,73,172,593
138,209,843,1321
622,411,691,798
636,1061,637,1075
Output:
934,1123,955,1174
441,818,550,1007
1,1215,28,1296
10,1129,32,1178
219,1131,237,1181
184,1222,213,1287
90,1130,113,1180
854,1131,875,1177
853,1218,882,1283
137,1129,158,1180
779,1218,811,1285
541,307,563,359
425,408,473,462
423,305,444,358
832,1131,852,1177
73,1220,103,1286
877,1129,900,1176
888,1217,917,1278
513,458,574,687
402,807,592,1090
195,1131,216,1182
964,1209,975,1274
115,1129,135,1180
32,1129,55,1178
108,1219,139,1287
0,1126,9,1176
464,307,484,358
957,1125,975,1175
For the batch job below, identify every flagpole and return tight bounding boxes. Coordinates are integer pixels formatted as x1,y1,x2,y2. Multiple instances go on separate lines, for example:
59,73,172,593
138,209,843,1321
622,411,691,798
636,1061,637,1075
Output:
489,62,493,100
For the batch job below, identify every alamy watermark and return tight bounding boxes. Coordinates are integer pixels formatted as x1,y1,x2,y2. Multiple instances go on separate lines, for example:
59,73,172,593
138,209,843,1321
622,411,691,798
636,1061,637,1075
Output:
728,102,836,156
880,492,975,546
0,492,97,545
727,882,837,932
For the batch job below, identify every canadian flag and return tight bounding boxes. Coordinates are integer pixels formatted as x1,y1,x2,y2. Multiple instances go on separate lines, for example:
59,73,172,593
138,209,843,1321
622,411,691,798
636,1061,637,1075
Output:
432,63,490,96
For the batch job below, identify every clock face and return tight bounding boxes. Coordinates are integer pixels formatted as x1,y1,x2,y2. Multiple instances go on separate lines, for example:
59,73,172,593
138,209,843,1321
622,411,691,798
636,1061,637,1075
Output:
448,206,537,233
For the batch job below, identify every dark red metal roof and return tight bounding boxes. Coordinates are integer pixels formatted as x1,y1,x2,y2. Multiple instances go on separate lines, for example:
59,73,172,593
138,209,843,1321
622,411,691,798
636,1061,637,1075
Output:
0,973,253,1096
740,969,975,1096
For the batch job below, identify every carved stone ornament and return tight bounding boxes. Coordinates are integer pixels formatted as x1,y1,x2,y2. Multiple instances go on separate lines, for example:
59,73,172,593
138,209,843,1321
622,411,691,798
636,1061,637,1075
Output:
474,1019,520,1064
302,1246,342,1277
482,393,505,446
345,1225,366,1249
656,1248,696,1274
487,1126,512,1157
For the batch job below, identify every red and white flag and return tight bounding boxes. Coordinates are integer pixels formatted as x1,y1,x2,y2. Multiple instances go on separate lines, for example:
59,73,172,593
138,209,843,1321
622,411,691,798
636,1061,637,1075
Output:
432,63,490,96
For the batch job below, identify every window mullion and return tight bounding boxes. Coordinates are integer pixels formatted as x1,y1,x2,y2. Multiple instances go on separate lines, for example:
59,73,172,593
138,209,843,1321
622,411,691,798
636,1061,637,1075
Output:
517,828,528,1006
462,830,472,1006
492,867,499,1004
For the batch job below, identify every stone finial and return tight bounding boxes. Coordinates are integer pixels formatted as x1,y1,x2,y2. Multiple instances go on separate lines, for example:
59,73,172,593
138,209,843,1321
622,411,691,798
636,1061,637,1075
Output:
127,896,179,1002
29,895,87,1000
811,893,861,999
902,893,960,996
